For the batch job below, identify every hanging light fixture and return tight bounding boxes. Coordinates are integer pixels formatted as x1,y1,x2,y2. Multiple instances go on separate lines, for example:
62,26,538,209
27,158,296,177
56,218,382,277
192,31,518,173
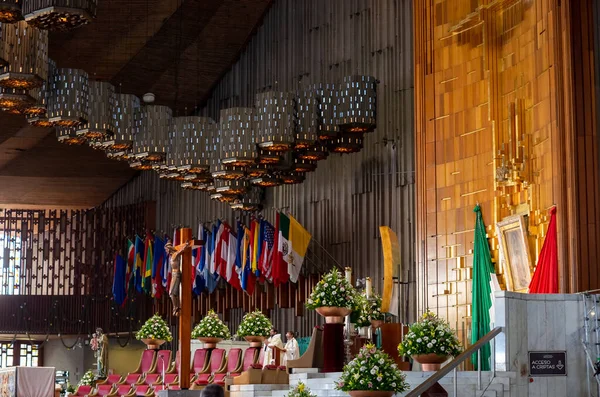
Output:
219,107,256,167
250,175,281,188
297,144,328,161
0,1,22,23
25,57,54,126
132,105,172,164
256,148,281,165
214,179,248,195
211,162,245,180
56,126,85,145
255,91,295,152
0,20,48,89
337,75,377,133
47,68,89,127
295,88,319,149
0,87,33,112
175,116,216,174
246,164,271,178
279,171,305,185
292,157,317,173
210,192,239,203
183,173,212,183
102,93,140,159
316,83,339,141
329,133,364,154
76,80,115,140
230,188,263,212
22,0,97,31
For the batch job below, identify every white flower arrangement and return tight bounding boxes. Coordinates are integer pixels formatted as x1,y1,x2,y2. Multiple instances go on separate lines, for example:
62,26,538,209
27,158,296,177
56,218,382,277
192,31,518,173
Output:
78,370,96,387
237,310,273,337
306,269,357,310
336,344,409,393
135,314,173,342
352,290,384,327
191,310,231,339
398,311,462,357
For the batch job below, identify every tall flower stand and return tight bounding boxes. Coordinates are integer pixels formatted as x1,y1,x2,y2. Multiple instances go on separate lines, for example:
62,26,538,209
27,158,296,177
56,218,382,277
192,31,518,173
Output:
316,307,350,373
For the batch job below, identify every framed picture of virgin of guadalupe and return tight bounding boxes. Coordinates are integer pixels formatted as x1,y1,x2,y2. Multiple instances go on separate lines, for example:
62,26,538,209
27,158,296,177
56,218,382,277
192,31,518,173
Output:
496,213,533,292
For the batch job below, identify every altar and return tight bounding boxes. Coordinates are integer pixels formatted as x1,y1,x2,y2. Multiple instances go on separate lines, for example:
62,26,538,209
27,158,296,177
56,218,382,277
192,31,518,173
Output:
0,367,55,397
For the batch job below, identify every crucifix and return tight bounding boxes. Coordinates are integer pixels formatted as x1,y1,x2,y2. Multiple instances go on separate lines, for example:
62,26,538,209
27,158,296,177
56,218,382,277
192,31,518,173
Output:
171,227,202,390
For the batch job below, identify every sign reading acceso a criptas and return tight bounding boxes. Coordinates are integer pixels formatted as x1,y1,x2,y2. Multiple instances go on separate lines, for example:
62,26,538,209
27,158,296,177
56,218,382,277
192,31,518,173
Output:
528,351,567,376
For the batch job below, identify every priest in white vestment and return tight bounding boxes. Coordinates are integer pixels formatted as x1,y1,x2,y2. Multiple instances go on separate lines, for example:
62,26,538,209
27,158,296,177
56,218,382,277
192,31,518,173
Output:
263,328,284,367
282,331,300,366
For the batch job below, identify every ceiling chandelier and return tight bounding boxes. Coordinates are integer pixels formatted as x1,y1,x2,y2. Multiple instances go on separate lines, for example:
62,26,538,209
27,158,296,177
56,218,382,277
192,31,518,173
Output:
175,116,216,175
132,105,172,165
0,87,33,112
295,88,318,149
22,0,97,31
56,126,85,145
25,57,54,126
255,91,295,152
47,68,89,127
316,83,339,141
103,93,140,160
0,0,22,23
230,187,263,211
0,20,48,89
329,133,364,154
219,107,256,167
76,80,115,140
337,75,377,133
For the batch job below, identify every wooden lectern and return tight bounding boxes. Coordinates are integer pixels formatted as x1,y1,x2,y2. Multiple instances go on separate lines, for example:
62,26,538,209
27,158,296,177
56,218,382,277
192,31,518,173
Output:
380,323,410,370
270,345,285,367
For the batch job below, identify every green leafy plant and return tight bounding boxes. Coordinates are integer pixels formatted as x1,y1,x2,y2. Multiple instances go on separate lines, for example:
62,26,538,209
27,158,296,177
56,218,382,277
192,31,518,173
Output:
192,310,231,339
66,383,76,393
78,370,96,387
135,314,173,342
286,381,317,397
352,290,384,327
306,269,356,310
237,310,273,337
398,310,462,357
336,344,409,393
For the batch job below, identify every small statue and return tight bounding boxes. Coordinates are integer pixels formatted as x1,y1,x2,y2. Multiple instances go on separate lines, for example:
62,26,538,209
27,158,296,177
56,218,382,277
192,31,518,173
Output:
165,239,190,316
91,328,108,378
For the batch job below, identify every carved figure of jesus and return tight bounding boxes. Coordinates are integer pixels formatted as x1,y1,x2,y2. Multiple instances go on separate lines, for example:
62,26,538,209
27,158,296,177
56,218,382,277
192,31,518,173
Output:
165,239,190,316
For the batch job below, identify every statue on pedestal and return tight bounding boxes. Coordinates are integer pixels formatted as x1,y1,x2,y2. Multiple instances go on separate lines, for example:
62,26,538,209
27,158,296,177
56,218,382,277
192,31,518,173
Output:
90,328,108,378
165,239,190,316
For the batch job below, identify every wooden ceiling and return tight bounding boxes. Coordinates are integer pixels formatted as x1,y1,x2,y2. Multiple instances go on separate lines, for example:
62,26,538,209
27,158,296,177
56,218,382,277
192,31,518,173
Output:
0,0,272,209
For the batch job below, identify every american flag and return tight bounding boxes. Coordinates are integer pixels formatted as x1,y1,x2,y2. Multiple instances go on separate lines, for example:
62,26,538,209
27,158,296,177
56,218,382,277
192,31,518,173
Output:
260,220,276,282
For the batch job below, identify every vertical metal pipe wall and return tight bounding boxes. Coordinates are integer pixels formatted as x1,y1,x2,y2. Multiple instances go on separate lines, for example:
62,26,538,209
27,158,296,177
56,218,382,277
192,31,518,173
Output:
104,0,416,326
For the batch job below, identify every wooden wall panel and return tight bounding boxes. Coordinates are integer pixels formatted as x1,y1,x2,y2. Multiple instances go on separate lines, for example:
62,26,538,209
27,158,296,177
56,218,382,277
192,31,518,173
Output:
105,0,416,334
415,0,600,353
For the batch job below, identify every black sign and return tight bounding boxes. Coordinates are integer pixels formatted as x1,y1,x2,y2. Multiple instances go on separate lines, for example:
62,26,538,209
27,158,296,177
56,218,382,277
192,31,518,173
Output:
528,351,567,376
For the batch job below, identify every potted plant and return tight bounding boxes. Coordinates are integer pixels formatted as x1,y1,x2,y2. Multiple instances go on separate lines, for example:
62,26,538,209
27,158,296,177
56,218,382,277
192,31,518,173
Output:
398,310,462,371
78,370,96,388
191,310,231,348
237,310,273,347
136,314,173,349
306,269,356,323
336,343,410,397
286,381,316,397
353,291,385,332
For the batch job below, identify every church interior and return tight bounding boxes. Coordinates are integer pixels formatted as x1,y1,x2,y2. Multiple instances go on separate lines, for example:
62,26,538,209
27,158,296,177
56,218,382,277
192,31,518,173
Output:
0,0,598,396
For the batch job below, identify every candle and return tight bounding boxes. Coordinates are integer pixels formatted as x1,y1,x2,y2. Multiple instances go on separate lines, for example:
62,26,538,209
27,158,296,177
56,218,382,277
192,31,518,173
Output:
345,267,352,283
365,277,372,298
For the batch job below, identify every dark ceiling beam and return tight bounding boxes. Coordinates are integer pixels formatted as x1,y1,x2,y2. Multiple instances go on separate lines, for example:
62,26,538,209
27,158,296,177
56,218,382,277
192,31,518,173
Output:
110,0,223,106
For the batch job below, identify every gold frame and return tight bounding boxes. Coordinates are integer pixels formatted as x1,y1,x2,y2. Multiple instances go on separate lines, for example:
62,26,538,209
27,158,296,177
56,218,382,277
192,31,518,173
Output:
496,213,533,292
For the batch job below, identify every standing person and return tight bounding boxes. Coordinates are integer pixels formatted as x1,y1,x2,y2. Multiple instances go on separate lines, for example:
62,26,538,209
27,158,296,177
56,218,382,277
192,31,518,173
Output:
282,331,300,366
263,328,283,367
201,384,224,397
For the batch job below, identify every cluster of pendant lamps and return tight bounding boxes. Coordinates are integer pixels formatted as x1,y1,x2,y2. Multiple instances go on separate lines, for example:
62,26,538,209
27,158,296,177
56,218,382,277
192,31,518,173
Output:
0,0,378,212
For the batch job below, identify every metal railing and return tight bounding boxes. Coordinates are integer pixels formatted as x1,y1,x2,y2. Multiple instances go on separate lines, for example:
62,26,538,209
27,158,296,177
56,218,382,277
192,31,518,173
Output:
405,326,504,397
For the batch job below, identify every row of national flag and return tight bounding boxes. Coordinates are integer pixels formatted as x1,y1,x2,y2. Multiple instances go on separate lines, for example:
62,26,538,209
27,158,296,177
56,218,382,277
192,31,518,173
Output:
112,212,311,306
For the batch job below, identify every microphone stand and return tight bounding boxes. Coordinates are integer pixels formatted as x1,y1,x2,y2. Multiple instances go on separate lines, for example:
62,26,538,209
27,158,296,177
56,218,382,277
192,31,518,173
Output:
158,355,167,391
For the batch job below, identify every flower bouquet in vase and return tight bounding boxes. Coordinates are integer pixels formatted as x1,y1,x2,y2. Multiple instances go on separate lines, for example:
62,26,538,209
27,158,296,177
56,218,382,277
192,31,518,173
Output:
286,381,316,397
136,314,172,349
398,311,462,371
306,269,357,323
336,343,410,397
191,310,231,348
237,310,272,347
78,370,96,388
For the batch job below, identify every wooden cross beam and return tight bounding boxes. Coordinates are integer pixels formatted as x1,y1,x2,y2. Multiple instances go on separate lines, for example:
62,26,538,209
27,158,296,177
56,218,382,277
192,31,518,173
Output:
175,228,203,390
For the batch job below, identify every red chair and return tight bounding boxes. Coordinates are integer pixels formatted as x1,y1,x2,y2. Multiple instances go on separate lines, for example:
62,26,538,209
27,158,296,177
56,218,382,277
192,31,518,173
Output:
194,348,226,385
153,385,180,392
212,348,243,385
231,347,259,377
132,384,154,397
142,373,161,386
190,348,210,381
103,374,124,386
120,373,143,386
107,384,134,397
163,373,178,385
88,384,114,396
70,385,92,396
149,350,172,374
130,350,156,374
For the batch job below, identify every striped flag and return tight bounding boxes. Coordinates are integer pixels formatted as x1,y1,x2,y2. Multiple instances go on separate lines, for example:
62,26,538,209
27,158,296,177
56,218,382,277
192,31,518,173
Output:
260,220,276,282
